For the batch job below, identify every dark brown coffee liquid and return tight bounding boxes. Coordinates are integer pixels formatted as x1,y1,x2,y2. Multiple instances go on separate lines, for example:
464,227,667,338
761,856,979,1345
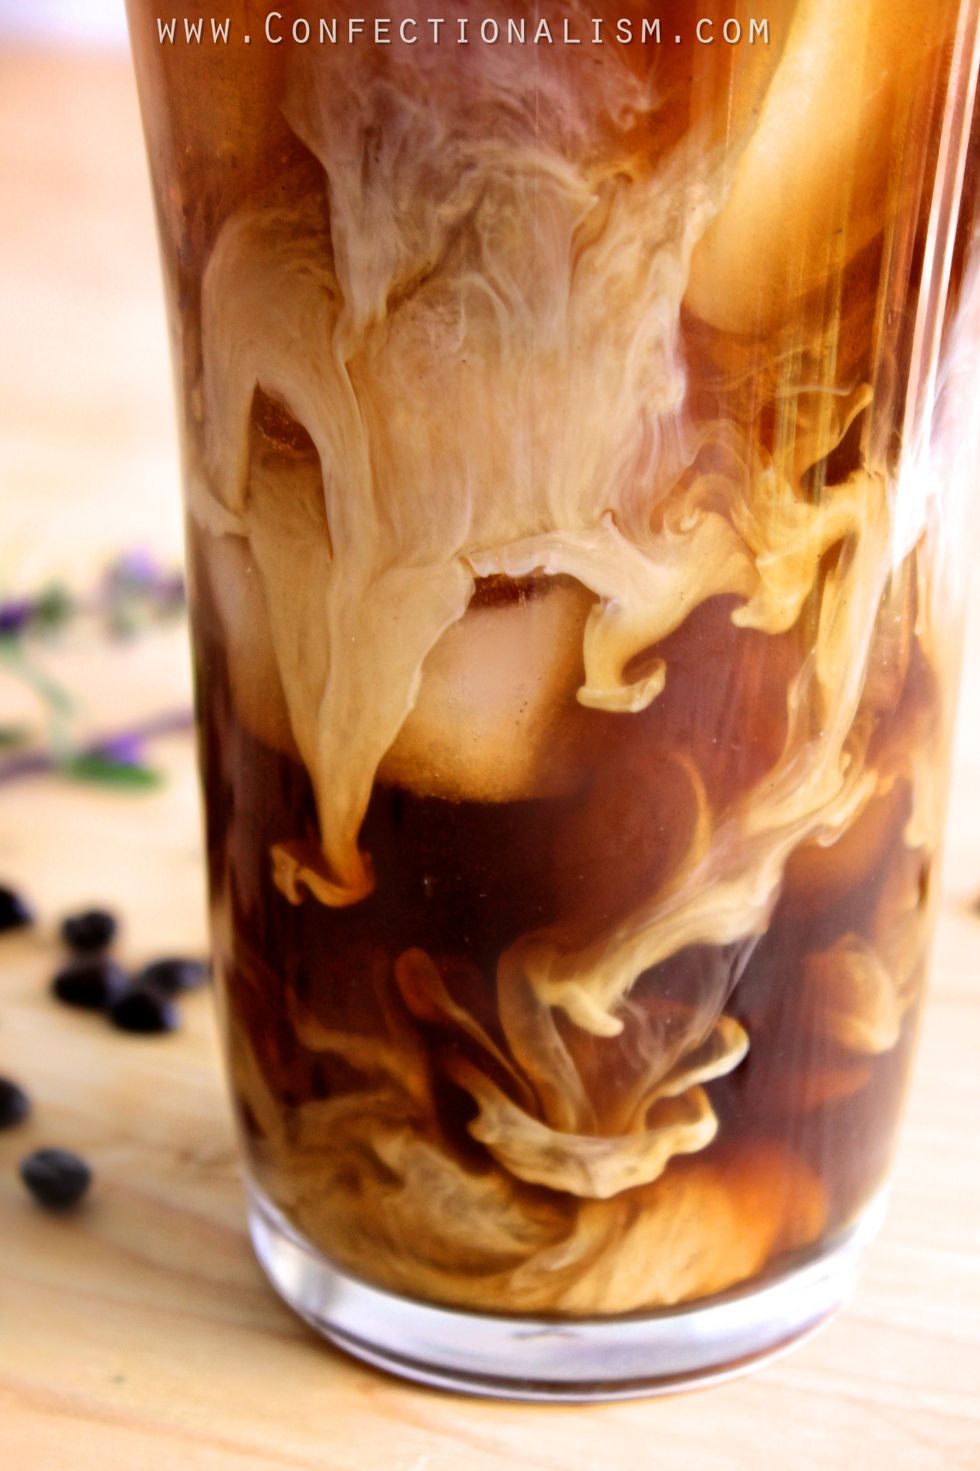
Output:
193,545,936,1313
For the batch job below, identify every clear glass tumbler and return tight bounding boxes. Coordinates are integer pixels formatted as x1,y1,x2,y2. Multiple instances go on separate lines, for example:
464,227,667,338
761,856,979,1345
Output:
126,0,980,1398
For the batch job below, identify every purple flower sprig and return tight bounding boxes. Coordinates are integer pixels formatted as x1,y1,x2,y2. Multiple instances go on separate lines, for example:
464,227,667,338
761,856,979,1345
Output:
0,549,186,648
0,548,191,790
0,709,194,790
100,551,186,640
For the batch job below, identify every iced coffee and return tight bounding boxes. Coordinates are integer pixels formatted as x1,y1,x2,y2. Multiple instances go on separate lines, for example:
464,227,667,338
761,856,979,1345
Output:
127,0,978,1371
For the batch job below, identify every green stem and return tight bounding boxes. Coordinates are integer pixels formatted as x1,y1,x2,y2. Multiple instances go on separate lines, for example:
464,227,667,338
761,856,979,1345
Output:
0,638,77,761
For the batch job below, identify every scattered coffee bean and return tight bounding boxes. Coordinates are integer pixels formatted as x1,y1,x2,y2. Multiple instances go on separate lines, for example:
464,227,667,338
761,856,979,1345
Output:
52,959,130,1012
0,1076,31,1130
0,884,34,935
135,957,209,995
61,908,118,955
109,984,180,1035
20,1148,92,1211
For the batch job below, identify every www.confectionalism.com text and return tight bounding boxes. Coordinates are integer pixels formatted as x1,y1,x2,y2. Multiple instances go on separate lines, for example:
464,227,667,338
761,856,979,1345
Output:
153,13,772,48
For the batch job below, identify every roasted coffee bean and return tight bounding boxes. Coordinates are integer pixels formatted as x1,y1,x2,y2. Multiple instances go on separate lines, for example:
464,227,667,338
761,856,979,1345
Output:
20,1148,92,1210
52,960,129,1012
135,957,209,995
61,908,118,955
0,885,34,935
0,1076,31,1130
109,984,180,1035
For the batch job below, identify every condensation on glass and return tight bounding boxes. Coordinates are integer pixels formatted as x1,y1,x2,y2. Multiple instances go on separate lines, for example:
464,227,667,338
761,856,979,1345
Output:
126,0,980,1396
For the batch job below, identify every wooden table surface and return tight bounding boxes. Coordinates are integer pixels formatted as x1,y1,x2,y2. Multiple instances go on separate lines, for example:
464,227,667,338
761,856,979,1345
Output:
1,49,978,1471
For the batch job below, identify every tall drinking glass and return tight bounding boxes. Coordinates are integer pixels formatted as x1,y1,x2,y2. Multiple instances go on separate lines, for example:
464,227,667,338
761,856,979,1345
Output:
125,0,980,1398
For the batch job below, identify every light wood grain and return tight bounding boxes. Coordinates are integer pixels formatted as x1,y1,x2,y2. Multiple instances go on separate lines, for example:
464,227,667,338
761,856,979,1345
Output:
1,48,979,1471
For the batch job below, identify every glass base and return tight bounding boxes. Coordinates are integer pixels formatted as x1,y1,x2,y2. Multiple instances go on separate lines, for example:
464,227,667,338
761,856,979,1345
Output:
248,1185,887,1402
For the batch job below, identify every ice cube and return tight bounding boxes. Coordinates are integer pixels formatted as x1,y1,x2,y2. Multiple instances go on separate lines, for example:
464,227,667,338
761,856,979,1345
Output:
686,0,951,333
203,531,297,759
378,577,596,802
200,395,338,761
